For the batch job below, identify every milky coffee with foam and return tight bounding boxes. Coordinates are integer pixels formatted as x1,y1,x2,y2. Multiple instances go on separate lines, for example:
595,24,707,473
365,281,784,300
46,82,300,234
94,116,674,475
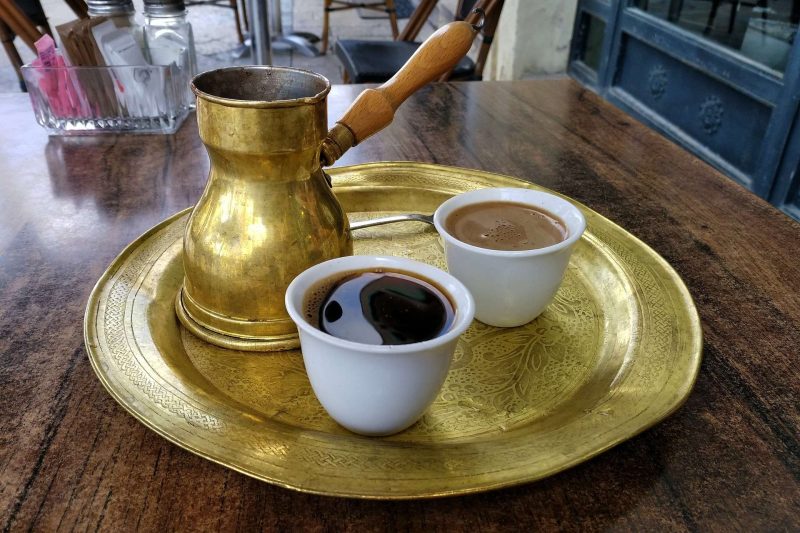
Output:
444,201,567,251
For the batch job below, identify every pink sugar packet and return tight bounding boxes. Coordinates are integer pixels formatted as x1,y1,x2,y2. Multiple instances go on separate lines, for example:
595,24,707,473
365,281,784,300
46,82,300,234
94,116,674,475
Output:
33,35,89,118
35,35,58,66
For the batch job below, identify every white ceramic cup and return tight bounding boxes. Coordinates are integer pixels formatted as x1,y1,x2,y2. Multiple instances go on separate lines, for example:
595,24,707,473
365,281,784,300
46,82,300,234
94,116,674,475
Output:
285,255,475,436
433,187,586,328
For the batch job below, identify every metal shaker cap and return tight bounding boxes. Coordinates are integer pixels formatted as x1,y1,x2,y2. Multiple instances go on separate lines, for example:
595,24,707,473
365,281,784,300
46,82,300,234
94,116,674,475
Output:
86,0,135,16
143,0,188,16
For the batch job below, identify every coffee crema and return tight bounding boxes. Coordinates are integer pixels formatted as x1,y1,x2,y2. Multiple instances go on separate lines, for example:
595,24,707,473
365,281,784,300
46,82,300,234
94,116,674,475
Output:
444,200,568,251
303,269,455,345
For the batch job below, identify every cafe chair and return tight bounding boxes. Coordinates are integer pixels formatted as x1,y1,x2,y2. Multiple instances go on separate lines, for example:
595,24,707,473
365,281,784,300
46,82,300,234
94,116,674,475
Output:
0,0,53,91
186,0,249,44
322,0,399,54
334,0,504,84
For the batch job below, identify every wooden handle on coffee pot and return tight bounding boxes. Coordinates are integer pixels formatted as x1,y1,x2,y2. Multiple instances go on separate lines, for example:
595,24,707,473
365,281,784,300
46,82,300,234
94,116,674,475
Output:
320,18,481,166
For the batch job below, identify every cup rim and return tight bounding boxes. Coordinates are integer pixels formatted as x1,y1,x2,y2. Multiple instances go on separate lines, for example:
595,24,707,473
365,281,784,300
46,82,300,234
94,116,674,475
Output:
191,66,331,109
432,187,587,257
285,255,475,353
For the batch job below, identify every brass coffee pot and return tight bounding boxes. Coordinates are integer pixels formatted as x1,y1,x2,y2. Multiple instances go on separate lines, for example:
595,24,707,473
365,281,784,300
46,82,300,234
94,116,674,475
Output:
176,18,482,351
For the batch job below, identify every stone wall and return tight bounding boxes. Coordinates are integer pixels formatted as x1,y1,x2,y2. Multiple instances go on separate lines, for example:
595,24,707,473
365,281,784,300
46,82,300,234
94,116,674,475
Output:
485,0,579,80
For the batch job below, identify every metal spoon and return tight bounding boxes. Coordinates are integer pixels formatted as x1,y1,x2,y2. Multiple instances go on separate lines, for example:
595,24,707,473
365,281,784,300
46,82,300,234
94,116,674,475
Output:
349,213,434,231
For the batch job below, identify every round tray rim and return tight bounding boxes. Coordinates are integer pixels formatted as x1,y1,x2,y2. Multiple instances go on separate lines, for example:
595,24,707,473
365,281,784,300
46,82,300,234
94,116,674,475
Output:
84,162,703,499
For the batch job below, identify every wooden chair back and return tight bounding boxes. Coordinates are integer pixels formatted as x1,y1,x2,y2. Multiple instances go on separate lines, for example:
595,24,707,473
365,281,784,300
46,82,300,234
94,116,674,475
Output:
323,0,400,53
0,0,44,52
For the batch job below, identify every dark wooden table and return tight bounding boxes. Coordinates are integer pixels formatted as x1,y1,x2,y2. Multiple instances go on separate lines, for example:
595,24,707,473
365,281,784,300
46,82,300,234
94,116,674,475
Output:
1,79,798,531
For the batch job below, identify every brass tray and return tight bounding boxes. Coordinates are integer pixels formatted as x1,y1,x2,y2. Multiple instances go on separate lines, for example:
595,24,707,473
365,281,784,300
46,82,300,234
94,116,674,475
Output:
84,162,702,499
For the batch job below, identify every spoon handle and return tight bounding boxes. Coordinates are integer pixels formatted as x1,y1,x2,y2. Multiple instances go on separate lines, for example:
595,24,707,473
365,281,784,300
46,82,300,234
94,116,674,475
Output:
349,213,434,231
320,20,479,166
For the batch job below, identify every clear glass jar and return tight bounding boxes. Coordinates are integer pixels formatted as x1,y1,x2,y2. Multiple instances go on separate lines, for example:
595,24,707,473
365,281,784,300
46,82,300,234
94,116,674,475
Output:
86,0,137,28
86,0,147,71
143,0,197,77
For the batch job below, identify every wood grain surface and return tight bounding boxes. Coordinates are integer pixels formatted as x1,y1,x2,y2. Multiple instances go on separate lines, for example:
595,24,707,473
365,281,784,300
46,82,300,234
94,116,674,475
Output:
1,79,798,531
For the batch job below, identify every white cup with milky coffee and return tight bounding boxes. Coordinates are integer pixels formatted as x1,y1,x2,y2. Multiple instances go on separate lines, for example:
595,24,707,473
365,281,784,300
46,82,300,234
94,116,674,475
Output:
433,187,586,328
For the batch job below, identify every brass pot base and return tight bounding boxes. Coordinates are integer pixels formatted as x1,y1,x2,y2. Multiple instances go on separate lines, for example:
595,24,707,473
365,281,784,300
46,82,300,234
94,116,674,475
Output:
175,289,300,352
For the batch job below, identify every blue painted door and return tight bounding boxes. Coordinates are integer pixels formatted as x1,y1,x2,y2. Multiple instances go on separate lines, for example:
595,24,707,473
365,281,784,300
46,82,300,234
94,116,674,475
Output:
569,0,800,220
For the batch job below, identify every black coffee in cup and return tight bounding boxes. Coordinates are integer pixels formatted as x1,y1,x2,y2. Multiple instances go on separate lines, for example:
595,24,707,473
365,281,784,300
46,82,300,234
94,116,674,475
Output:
303,269,455,345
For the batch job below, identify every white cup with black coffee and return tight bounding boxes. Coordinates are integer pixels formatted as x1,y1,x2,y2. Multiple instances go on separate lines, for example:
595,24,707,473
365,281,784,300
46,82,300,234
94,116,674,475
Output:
433,187,586,328
285,255,475,436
